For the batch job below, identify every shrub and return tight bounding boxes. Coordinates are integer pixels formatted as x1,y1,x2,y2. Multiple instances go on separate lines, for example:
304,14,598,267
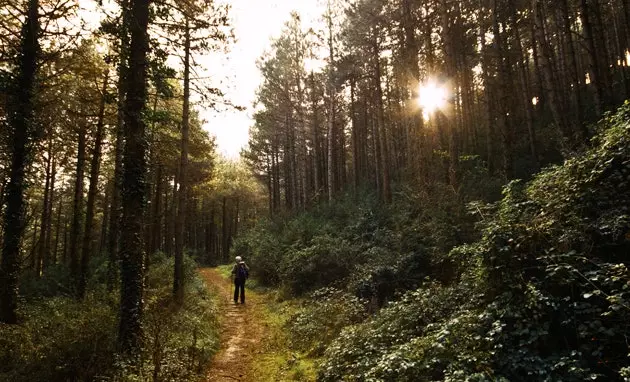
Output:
141,252,220,380
0,252,220,381
317,102,630,381
286,288,366,356
318,283,485,382
0,296,117,381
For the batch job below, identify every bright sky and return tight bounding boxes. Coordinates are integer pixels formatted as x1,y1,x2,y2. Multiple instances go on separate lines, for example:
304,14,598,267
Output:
201,0,325,158
79,0,325,159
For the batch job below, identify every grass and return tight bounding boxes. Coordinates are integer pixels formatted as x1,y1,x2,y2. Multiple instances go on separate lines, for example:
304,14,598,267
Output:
214,263,319,381
248,296,318,382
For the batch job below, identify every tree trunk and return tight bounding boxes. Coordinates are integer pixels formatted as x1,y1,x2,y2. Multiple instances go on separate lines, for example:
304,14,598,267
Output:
440,0,459,188
107,60,126,292
559,0,586,135
37,142,53,276
350,77,360,197
174,20,191,305
0,0,40,324
533,0,571,144
44,153,56,268
221,197,228,261
580,0,607,114
118,0,150,358
326,0,336,201
78,71,109,299
69,125,86,286
309,72,322,200
99,180,110,258
52,192,63,265
150,164,162,255
372,28,392,203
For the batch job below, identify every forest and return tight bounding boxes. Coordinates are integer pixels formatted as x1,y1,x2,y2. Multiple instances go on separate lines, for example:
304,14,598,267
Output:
2,0,630,381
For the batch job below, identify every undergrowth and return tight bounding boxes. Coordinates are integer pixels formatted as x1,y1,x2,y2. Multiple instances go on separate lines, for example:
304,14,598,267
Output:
0,252,219,381
237,102,630,381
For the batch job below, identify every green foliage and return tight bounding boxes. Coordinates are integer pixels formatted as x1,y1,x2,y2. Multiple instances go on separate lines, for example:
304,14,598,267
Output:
0,253,219,381
0,296,117,381
286,288,366,356
236,185,474,299
265,102,630,381
123,252,220,380
19,264,73,298
318,283,487,382
463,102,630,380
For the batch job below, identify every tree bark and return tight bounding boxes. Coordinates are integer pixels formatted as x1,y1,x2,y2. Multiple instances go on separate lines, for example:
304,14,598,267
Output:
107,61,126,292
37,142,53,276
326,0,336,201
372,28,392,203
52,192,63,265
45,153,56,268
78,71,109,299
174,20,191,304
69,125,86,286
118,0,150,358
0,0,40,324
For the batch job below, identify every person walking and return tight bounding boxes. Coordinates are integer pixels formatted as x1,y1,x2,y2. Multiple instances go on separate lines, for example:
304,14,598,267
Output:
231,256,249,304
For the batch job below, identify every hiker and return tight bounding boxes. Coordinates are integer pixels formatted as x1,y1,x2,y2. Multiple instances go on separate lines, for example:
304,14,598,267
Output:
231,256,250,304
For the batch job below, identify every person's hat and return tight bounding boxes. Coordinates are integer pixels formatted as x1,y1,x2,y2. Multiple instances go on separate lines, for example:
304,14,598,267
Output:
235,256,242,262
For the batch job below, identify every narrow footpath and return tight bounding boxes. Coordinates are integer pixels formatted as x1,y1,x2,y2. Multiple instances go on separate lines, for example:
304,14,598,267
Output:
199,268,267,382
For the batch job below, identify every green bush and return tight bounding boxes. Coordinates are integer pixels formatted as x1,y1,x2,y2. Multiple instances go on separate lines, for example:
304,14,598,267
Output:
318,283,486,382
1,252,220,381
316,102,630,381
0,296,117,381
237,185,476,299
286,288,366,356
136,252,220,380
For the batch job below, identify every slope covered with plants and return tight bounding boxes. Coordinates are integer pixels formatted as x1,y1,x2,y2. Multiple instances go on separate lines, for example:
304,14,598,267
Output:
237,103,630,381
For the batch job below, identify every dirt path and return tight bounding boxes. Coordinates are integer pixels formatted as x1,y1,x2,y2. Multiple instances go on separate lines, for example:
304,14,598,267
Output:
199,268,266,382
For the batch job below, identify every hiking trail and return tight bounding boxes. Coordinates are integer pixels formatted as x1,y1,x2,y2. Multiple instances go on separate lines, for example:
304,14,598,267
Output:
200,268,267,382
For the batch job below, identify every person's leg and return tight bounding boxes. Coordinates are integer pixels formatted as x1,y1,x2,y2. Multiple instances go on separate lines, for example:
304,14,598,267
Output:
239,280,246,304
233,279,239,303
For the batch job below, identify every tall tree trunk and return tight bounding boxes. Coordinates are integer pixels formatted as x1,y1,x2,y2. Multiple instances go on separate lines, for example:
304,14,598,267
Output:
174,20,191,304
166,172,177,256
350,77,360,197
150,164,162,255
533,0,571,144
0,0,40,324
326,0,336,201
559,0,586,135
372,28,392,203
69,125,86,286
233,197,240,238
309,72,322,200
440,0,459,188
221,196,228,261
118,0,150,358
44,153,57,269
580,0,607,114
107,58,126,292
52,192,63,265
37,142,53,276
78,71,109,299
99,180,110,257
509,3,540,170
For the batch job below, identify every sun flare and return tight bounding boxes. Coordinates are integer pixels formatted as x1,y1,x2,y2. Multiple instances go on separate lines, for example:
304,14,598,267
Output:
417,81,448,118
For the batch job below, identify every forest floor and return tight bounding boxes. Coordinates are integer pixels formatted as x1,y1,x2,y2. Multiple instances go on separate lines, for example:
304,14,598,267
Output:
199,267,317,382
199,268,267,382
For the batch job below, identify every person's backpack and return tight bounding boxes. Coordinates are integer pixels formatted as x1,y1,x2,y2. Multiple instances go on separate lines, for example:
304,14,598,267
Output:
236,263,248,280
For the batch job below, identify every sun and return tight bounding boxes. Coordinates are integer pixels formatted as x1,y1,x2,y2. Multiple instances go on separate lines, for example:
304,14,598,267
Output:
417,80,448,119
